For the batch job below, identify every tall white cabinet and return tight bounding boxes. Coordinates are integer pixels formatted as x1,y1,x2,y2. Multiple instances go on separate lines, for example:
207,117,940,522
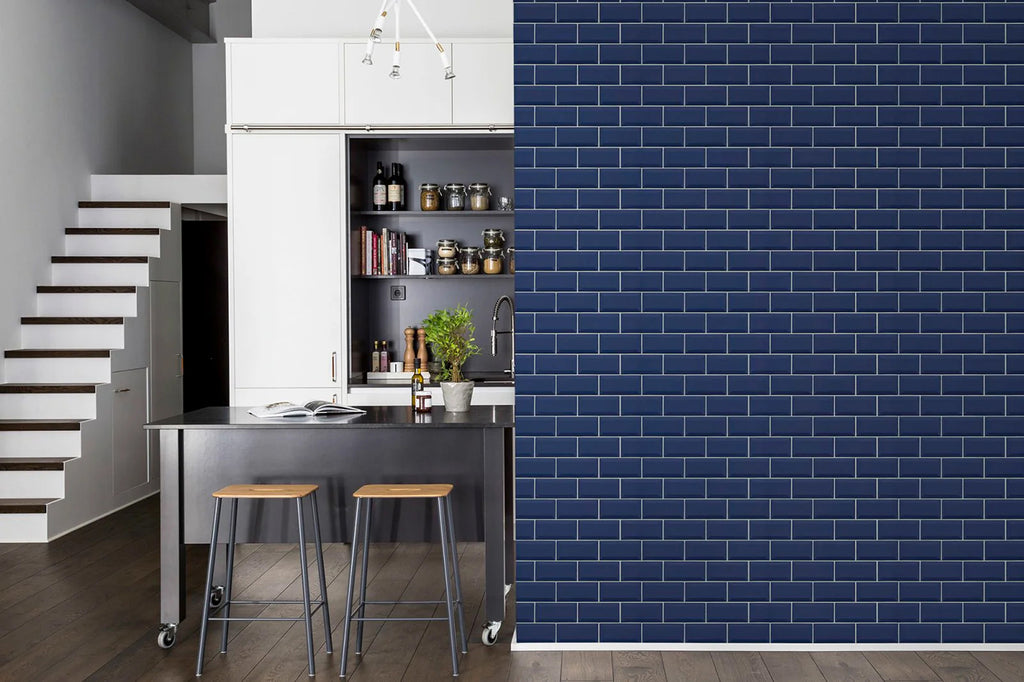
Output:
229,133,345,403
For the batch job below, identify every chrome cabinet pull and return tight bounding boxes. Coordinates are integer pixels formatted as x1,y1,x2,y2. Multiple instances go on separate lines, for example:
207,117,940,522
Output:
115,388,131,393
331,352,338,383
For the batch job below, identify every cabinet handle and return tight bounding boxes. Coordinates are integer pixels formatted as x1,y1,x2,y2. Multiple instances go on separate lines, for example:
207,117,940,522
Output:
332,394,338,404
115,388,131,394
331,352,338,383
177,353,184,378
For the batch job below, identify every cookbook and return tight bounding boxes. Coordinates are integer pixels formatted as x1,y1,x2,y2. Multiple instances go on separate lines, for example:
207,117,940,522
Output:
248,401,366,418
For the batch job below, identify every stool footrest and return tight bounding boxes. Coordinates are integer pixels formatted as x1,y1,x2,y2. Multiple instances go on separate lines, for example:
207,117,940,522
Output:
362,599,460,606
228,599,327,606
351,616,454,622
209,615,320,623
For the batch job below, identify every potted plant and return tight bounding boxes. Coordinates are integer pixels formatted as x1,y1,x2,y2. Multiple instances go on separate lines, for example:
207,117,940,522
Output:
422,304,480,412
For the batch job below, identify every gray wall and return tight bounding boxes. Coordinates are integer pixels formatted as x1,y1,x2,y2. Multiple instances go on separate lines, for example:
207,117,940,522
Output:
193,0,252,174
0,0,194,376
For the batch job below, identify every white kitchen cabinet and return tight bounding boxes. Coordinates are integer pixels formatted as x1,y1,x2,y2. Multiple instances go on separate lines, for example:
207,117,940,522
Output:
112,368,149,495
228,40,342,125
452,42,514,126
229,132,344,394
343,42,453,125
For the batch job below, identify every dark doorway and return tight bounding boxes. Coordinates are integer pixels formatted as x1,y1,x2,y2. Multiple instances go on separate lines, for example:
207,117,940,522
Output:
182,220,229,411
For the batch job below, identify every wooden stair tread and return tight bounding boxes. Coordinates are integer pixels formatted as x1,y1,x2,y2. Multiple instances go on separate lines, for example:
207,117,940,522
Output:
51,256,148,264
0,420,83,431
0,499,58,513
0,458,74,471
21,317,123,325
78,201,170,209
37,286,137,294
65,228,160,235
5,349,110,358
0,384,98,394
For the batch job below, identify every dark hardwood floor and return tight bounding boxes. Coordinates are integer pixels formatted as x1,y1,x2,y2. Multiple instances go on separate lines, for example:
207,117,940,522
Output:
0,497,1019,681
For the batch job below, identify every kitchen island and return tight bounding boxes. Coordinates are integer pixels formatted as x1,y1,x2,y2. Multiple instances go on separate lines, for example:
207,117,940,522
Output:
145,405,514,649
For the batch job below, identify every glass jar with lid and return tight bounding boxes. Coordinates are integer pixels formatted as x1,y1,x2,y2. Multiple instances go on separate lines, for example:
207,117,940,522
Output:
436,257,459,276
482,228,505,249
459,247,481,275
482,247,504,275
443,183,466,211
469,183,491,211
436,239,459,259
420,183,441,211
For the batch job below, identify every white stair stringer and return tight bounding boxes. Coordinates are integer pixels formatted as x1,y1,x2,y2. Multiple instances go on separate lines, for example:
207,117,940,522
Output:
0,200,177,541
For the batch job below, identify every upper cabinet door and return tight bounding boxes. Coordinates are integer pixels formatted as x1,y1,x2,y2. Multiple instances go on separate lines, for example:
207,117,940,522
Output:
343,42,453,126
230,133,343,389
228,41,342,125
452,43,514,127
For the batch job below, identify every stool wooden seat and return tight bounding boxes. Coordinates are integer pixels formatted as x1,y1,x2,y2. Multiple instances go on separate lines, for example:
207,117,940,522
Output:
353,483,453,498
196,483,331,677
213,484,318,498
340,483,467,678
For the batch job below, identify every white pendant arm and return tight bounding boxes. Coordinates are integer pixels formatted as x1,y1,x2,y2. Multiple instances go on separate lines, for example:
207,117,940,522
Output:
404,0,453,72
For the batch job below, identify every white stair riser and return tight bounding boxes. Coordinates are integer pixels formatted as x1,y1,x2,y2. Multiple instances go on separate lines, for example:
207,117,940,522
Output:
0,430,81,458
21,324,125,350
0,393,96,420
0,471,64,498
5,358,111,384
65,234,161,257
76,207,171,229
51,263,150,286
37,293,138,317
0,514,48,542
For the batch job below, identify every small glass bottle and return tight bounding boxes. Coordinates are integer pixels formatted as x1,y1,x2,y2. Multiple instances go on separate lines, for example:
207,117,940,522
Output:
411,358,424,408
371,340,380,373
380,340,390,371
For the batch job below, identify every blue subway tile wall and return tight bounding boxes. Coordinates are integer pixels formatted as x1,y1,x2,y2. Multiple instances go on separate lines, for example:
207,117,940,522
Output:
513,1,1024,644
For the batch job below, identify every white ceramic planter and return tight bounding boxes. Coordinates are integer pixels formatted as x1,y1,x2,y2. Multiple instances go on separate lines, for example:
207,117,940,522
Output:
440,381,474,412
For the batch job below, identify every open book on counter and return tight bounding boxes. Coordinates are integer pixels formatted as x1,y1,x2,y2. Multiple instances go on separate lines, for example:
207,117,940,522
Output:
248,401,367,418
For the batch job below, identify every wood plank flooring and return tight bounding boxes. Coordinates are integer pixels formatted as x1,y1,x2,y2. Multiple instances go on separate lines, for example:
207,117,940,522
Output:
0,496,1018,681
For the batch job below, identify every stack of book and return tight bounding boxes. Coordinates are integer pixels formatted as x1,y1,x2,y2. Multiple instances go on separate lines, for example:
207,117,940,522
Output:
359,226,408,276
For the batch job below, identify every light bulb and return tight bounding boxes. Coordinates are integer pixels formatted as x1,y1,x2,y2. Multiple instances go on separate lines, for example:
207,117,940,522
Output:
390,66,401,79
444,66,456,80
362,55,373,65
370,28,382,43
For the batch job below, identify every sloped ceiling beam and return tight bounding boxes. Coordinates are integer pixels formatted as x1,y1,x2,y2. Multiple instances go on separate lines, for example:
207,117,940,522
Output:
124,0,216,43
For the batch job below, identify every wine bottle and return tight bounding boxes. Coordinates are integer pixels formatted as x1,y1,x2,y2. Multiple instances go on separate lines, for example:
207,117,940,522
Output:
371,161,387,211
387,162,405,211
411,358,424,408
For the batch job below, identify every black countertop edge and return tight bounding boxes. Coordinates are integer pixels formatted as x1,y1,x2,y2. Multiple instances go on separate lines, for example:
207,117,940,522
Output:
145,405,515,430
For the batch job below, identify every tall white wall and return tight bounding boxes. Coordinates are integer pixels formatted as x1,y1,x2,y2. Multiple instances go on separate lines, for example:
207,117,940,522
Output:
251,0,512,39
193,0,252,174
0,0,193,378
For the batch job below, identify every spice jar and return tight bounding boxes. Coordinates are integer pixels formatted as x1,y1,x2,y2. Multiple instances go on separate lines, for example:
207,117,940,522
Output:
469,183,491,211
436,257,458,276
482,247,504,275
482,228,505,249
507,247,515,274
444,183,466,211
459,247,481,275
419,183,441,211
436,239,459,259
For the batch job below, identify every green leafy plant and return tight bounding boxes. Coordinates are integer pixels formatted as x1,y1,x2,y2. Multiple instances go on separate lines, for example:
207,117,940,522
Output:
422,304,479,383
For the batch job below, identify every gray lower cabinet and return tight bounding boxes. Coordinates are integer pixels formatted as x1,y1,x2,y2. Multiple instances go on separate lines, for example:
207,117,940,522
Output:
112,368,149,494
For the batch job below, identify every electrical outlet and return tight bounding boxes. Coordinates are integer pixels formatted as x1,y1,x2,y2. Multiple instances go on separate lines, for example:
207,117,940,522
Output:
389,285,406,301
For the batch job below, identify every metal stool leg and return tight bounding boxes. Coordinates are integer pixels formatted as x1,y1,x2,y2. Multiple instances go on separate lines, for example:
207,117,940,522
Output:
444,496,468,654
296,498,316,677
436,498,460,676
195,498,223,677
309,491,333,653
220,498,238,653
339,497,362,679
355,498,372,654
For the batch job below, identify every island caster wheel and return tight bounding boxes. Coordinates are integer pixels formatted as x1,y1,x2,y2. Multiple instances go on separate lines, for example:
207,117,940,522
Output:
209,585,226,608
157,624,177,649
481,621,501,646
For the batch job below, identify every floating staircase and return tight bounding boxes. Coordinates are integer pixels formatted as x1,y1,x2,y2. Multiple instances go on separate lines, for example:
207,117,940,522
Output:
0,201,175,541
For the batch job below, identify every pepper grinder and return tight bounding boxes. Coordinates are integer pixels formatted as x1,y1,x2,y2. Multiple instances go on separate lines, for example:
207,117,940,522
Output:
416,328,428,372
403,327,416,372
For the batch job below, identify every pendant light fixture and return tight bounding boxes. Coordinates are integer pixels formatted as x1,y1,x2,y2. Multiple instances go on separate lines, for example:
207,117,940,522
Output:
362,0,455,80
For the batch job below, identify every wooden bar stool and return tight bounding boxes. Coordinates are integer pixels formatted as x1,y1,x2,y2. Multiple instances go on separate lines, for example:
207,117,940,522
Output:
339,484,467,678
195,484,332,677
